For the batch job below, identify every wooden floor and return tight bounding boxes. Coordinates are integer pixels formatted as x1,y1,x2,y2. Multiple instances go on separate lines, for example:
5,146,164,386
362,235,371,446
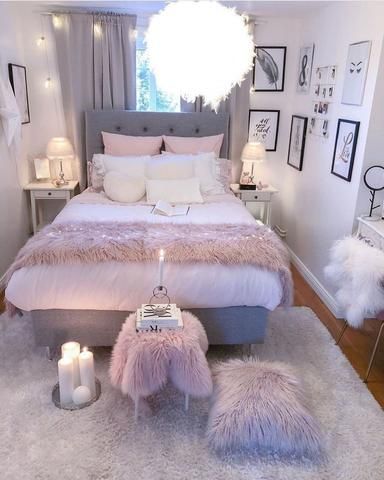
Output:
292,265,384,408
1,267,383,407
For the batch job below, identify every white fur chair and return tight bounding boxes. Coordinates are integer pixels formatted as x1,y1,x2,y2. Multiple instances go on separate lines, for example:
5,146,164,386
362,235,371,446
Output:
325,236,384,382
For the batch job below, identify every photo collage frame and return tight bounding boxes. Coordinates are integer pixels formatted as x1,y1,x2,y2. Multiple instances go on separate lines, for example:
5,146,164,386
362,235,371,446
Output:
309,65,337,139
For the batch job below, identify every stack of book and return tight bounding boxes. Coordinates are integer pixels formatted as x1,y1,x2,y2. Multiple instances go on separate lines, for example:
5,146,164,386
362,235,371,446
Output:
136,303,183,332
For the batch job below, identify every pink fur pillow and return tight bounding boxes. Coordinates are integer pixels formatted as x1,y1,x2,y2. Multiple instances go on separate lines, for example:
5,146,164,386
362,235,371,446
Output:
102,131,163,156
207,358,323,458
163,134,224,157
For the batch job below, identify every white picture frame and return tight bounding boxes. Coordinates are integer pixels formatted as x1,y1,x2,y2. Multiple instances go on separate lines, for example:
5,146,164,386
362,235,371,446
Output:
248,109,280,151
296,44,314,93
341,41,371,106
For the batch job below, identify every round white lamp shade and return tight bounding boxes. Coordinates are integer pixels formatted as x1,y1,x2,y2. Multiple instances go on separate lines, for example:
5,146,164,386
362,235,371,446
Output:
146,1,254,111
46,137,74,159
241,142,266,163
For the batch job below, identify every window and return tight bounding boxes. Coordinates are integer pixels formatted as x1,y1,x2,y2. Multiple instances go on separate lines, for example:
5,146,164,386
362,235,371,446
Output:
136,45,180,112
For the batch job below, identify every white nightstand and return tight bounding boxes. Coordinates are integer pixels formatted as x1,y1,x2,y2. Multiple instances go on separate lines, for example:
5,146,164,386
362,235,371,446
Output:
25,181,79,234
230,183,278,226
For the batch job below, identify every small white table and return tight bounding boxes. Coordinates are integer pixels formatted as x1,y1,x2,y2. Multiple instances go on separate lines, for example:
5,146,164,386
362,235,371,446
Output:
25,181,79,234
357,216,384,250
230,183,278,226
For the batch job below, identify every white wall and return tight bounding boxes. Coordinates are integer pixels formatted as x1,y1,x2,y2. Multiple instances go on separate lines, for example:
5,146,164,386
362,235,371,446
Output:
255,2,384,314
0,2,66,277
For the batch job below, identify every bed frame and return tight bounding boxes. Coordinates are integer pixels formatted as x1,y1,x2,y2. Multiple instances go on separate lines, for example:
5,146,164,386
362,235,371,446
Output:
30,110,269,352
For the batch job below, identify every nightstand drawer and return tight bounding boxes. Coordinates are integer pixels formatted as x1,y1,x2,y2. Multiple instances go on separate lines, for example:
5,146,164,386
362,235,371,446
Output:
33,190,68,199
240,191,272,202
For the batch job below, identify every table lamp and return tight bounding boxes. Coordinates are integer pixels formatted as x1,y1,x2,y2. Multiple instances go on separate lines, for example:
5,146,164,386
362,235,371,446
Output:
240,141,266,190
46,137,74,187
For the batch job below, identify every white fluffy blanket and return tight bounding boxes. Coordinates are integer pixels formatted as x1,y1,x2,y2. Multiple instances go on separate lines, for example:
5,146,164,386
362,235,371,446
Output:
324,236,384,327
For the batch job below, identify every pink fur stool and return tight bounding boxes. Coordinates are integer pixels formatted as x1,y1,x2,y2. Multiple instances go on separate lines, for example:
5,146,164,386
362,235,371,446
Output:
110,311,213,419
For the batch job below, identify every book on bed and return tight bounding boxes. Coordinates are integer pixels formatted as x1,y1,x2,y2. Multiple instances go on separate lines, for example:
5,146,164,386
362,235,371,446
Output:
153,200,190,217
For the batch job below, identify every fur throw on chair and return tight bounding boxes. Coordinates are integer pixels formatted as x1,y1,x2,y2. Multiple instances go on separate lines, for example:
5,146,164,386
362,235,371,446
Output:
325,236,384,328
109,311,212,400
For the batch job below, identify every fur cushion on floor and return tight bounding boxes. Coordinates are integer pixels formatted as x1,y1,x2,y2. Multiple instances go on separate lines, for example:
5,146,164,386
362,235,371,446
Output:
207,358,323,458
109,311,212,400
325,236,384,328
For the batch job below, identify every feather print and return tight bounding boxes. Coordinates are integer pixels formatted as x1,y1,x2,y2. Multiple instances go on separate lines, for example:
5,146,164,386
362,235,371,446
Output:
256,48,279,90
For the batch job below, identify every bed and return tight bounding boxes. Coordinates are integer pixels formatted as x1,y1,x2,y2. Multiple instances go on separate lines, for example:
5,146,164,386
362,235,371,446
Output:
5,110,291,352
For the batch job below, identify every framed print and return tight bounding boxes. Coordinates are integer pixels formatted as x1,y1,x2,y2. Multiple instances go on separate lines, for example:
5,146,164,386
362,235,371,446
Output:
8,63,30,124
253,46,286,91
248,109,280,151
331,119,360,182
341,41,371,105
296,44,314,93
287,115,308,171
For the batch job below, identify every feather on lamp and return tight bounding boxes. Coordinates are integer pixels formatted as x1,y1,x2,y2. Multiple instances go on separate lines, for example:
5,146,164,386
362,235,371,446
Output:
240,142,266,190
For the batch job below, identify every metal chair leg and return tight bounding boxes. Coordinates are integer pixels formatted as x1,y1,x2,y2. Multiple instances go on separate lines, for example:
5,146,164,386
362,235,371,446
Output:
335,320,348,345
364,320,384,383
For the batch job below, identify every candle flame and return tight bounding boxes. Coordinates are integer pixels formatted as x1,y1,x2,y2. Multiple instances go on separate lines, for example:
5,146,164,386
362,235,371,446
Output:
159,249,165,257
83,346,88,353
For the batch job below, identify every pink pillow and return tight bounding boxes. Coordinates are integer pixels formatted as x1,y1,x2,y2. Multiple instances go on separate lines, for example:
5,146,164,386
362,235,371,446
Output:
102,131,163,156
163,134,224,157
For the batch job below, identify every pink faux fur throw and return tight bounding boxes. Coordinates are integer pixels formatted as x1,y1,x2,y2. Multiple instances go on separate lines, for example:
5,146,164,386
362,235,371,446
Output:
3,220,292,310
109,311,212,400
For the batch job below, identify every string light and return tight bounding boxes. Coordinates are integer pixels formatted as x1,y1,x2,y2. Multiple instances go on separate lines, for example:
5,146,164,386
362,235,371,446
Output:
52,14,62,29
36,36,45,47
93,22,102,37
44,77,52,89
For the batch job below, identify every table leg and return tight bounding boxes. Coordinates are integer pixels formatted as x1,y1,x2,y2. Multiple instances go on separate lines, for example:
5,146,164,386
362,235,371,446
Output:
31,192,37,234
265,202,272,227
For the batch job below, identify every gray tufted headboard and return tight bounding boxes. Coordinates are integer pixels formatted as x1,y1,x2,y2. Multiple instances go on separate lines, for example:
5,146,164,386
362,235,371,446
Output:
85,110,230,163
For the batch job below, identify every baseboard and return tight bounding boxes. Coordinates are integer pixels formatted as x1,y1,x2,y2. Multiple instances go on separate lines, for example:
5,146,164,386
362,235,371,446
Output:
287,246,342,318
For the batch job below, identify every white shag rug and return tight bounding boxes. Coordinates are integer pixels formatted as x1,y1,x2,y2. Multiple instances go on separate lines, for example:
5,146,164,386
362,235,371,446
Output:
1,307,383,480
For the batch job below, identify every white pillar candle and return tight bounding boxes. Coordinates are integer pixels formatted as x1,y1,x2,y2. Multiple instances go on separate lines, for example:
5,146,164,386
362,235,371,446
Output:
158,249,165,287
58,357,74,406
61,341,81,388
79,347,96,399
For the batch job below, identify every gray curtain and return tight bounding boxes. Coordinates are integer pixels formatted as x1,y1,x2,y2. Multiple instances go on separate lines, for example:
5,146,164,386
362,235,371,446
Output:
52,12,137,188
180,72,252,182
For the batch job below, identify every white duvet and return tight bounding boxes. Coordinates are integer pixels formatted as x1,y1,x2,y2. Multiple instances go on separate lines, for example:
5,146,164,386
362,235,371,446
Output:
6,191,283,311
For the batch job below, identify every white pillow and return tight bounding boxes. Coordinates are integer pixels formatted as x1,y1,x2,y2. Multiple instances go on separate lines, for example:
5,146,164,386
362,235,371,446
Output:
146,155,194,180
103,171,146,203
158,152,225,195
146,177,203,204
91,154,150,190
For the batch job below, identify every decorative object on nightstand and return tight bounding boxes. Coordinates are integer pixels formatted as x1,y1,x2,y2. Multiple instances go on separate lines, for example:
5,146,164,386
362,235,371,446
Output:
46,137,74,187
361,165,384,221
240,142,266,190
24,180,79,234
230,183,278,227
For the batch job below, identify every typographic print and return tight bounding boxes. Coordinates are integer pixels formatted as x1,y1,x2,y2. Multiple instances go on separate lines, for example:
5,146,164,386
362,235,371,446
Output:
297,45,314,93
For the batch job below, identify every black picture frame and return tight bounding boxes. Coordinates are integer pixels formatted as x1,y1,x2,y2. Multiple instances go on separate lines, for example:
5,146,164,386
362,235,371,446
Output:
8,63,30,124
253,46,287,92
331,119,360,182
248,109,280,152
287,115,308,171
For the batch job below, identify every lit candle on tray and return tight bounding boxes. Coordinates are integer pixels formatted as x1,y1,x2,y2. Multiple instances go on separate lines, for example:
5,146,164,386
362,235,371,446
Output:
79,347,96,399
58,357,74,406
158,249,165,287
61,341,81,388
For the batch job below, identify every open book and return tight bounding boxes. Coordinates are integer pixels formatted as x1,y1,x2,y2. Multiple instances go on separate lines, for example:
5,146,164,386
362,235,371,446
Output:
153,200,190,217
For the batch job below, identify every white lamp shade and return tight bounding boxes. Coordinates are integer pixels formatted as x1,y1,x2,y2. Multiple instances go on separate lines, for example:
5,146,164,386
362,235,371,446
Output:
46,137,74,159
241,142,266,163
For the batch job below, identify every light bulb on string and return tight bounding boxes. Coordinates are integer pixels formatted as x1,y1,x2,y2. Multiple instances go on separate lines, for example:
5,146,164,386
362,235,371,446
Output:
36,36,45,47
44,77,52,89
52,15,62,29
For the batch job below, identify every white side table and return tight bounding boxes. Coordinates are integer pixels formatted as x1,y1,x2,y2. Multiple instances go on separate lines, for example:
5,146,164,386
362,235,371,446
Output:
230,183,278,226
25,181,79,234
